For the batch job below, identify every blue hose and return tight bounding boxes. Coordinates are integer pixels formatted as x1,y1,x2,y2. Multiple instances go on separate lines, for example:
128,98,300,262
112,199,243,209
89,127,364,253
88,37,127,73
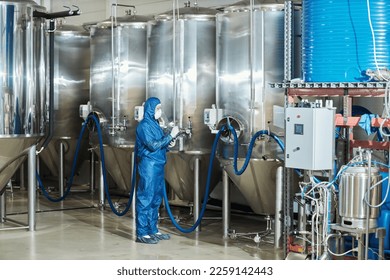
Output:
163,126,290,233
37,115,136,216
162,126,227,233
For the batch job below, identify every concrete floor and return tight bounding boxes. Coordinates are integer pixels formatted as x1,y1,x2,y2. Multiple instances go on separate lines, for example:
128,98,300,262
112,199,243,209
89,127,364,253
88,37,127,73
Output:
0,187,283,260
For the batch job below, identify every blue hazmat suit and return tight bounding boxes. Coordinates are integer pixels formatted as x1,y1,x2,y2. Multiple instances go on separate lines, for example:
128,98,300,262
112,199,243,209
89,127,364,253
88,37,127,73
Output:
135,97,173,237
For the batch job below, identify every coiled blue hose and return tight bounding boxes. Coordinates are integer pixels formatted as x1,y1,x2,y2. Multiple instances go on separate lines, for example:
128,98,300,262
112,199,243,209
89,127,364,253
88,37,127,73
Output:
37,114,136,216
163,125,288,233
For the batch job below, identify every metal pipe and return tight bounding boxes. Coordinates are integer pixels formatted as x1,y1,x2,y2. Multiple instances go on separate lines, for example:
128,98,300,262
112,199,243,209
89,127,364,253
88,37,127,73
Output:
28,145,36,231
99,160,105,210
0,191,5,223
172,0,177,125
249,0,255,135
365,150,372,259
274,166,283,248
110,4,117,135
222,169,230,238
90,150,95,193
59,141,65,197
194,157,200,232
40,19,55,149
283,1,293,82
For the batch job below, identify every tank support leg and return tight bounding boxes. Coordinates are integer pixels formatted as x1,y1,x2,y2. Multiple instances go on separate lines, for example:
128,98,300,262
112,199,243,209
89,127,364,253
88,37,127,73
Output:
131,151,136,220
28,145,36,231
59,141,65,197
90,150,95,193
0,190,5,223
194,157,200,232
99,160,105,210
222,169,231,239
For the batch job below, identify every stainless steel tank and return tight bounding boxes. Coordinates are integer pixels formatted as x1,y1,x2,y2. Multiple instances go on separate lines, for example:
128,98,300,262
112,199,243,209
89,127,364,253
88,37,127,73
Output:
0,0,46,193
146,3,219,202
90,12,150,192
39,24,90,178
214,0,299,215
339,166,382,229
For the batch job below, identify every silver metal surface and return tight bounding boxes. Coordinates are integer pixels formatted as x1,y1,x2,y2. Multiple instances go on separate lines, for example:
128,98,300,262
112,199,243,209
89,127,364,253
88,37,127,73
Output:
59,141,64,196
90,14,149,191
164,152,220,202
194,157,200,232
99,159,105,210
339,166,382,229
274,166,283,248
0,0,47,193
90,14,149,147
222,169,231,238
39,24,90,178
147,5,219,201
216,3,286,144
215,1,299,215
0,191,5,222
94,146,133,192
223,158,283,215
28,145,36,231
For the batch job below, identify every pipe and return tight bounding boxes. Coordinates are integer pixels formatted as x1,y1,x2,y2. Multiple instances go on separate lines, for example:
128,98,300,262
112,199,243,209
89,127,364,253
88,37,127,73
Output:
365,150,372,260
222,169,230,238
59,141,65,197
274,166,283,248
40,19,55,149
194,157,200,232
28,145,37,231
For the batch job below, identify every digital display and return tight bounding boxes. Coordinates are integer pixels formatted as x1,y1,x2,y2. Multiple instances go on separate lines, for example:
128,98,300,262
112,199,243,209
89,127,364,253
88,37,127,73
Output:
294,124,304,135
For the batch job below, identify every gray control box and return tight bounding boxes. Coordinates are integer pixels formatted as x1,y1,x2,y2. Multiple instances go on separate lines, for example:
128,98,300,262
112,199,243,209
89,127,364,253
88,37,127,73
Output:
285,107,335,170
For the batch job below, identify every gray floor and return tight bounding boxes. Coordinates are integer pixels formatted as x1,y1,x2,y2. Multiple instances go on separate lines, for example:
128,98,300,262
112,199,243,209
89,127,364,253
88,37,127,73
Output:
0,187,283,260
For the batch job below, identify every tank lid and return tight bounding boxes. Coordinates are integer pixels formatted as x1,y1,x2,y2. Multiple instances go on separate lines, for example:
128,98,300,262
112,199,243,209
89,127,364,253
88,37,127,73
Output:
96,14,152,28
223,0,287,12
343,166,380,175
56,24,89,34
155,5,217,20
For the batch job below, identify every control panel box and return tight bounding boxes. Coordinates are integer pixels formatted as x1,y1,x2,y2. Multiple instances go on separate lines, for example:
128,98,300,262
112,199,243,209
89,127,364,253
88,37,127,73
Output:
285,107,335,170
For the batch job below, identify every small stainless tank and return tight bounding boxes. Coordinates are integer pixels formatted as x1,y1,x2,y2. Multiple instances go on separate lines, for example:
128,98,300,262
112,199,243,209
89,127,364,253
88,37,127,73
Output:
146,3,219,201
39,24,90,178
0,0,47,193
339,166,382,229
89,11,150,192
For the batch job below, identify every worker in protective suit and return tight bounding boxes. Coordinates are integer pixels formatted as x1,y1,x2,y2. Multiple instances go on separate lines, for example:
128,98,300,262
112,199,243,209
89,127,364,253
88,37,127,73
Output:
135,97,179,244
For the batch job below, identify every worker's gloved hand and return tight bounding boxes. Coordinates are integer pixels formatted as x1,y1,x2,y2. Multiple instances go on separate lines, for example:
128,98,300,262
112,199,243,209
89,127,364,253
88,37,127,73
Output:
170,126,179,138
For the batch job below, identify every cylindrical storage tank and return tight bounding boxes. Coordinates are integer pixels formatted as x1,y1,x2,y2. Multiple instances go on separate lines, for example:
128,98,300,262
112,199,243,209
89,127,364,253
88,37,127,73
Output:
339,166,382,229
302,0,390,82
39,24,90,179
90,12,150,192
216,0,300,215
0,0,46,193
147,3,219,202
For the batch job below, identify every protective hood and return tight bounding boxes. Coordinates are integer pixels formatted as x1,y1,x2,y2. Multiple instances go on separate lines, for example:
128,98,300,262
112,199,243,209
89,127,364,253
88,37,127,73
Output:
143,97,161,121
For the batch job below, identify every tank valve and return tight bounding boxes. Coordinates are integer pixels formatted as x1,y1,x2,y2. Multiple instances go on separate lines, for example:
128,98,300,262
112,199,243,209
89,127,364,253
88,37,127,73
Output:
185,116,192,138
